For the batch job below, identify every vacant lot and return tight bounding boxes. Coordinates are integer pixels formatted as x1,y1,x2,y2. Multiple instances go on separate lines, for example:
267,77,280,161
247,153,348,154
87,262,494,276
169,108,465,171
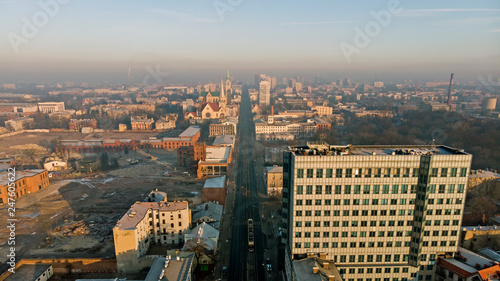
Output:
0,149,203,263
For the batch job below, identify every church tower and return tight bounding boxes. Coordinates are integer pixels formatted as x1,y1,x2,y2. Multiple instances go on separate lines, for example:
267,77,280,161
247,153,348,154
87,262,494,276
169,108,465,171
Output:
225,67,232,103
219,78,227,117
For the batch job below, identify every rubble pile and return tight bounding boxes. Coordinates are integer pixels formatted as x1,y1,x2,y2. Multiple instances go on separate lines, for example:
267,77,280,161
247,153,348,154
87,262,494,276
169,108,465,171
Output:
53,221,90,236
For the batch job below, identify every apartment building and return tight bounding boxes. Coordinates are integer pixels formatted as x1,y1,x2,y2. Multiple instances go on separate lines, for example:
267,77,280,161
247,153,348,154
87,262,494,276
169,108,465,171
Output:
282,143,472,281
113,200,191,274
266,166,283,196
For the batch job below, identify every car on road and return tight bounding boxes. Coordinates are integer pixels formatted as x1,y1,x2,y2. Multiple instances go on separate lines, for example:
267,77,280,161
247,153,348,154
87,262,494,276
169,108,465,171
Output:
266,258,272,272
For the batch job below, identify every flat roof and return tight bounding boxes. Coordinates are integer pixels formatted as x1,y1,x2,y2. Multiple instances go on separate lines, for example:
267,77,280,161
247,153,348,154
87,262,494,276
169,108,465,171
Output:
267,166,283,174
440,258,478,274
289,143,469,156
206,147,231,160
469,170,500,178
145,254,194,281
204,175,226,188
179,126,200,138
4,264,51,281
115,201,189,230
212,135,235,146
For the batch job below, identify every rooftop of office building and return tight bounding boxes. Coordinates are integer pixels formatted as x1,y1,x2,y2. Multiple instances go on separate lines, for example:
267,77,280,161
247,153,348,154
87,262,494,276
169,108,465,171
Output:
288,143,469,157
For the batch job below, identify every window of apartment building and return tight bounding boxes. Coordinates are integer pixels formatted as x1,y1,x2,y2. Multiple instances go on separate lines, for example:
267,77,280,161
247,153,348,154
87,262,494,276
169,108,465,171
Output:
447,184,455,193
384,168,391,177
314,232,320,237
343,210,350,216
332,242,338,248
428,199,434,205
361,221,368,227
296,200,303,205
352,221,358,227
295,232,302,238
344,199,350,205
350,242,356,248
394,168,401,177
381,199,388,205
380,210,387,216
316,169,323,178
336,169,342,178
346,169,353,178
439,185,445,193
333,210,340,216
325,185,332,194
400,199,407,205
332,221,339,227
352,210,359,216
353,199,360,205
458,184,465,193
450,168,457,177
362,199,369,205
334,199,340,205
354,185,361,194
325,199,331,205
373,185,380,194
304,242,310,248
332,232,339,238
295,221,302,227
315,211,321,216
296,211,302,216
355,168,362,177
296,185,303,194
399,210,405,216
429,185,436,193
376,255,383,262
389,220,395,226
437,198,444,204
342,232,348,238
345,185,351,194
340,255,346,262
324,221,330,227
322,242,329,248
326,169,333,178
441,168,448,177
306,200,312,205
391,199,397,205
316,185,322,194
431,168,438,177
372,199,379,205
304,232,311,237
370,221,377,227
445,209,452,215
305,221,311,227
306,185,312,194
365,168,372,178
306,169,313,178
382,185,390,194
460,168,467,177
315,200,321,205
349,255,356,262
387,231,394,237
435,209,442,215
295,243,301,248
375,168,382,177
335,185,342,194
389,210,396,216
297,169,303,178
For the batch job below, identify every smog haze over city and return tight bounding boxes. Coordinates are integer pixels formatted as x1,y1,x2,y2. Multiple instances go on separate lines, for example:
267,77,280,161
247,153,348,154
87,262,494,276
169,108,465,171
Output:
0,1,500,281
1,0,500,83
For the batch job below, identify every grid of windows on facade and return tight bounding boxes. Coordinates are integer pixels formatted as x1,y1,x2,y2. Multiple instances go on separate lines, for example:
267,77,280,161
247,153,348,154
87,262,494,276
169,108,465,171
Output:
294,184,465,196
295,167,468,179
337,267,439,281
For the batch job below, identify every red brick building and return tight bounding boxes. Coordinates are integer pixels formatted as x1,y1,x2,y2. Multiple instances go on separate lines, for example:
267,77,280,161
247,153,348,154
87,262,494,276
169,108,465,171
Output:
201,175,226,207
0,169,49,204
177,142,206,168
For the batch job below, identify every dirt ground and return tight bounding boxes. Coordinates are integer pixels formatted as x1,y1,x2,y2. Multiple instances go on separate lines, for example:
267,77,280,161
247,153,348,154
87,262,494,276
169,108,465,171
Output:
0,149,204,263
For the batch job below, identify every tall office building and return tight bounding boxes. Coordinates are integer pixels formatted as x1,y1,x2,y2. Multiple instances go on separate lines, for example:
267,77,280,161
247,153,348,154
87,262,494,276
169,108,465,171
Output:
259,80,271,106
282,143,472,280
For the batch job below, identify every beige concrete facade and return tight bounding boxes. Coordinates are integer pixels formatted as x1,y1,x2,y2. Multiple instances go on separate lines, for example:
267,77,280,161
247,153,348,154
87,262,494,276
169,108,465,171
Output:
282,144,472,281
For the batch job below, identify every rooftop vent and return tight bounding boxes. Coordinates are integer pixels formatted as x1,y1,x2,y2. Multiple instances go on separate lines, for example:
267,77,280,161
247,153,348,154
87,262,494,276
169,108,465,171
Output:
313,266,319,274
322,262,329,269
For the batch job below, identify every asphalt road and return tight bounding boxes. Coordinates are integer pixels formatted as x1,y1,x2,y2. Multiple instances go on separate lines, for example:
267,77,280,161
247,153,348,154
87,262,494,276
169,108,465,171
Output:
228,87,267,281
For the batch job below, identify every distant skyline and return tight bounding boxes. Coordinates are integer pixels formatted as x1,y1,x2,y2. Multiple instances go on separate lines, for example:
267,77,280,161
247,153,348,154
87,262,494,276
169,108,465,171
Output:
1,0,499,83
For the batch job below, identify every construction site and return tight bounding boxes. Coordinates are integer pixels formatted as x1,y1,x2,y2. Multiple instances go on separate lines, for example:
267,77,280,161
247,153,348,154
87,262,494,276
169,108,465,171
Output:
0,147,204,266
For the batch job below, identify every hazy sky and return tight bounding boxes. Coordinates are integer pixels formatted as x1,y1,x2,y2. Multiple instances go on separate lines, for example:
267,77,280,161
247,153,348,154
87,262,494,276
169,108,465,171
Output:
1,0,499,83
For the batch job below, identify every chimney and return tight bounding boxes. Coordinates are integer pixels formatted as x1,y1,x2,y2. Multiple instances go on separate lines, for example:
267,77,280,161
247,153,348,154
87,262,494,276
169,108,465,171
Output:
271,105,274,115
322,262,329,269
307,252,314,258
313,266,319,274
328,276,335,281
447,73,454,110
319,253,327,259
